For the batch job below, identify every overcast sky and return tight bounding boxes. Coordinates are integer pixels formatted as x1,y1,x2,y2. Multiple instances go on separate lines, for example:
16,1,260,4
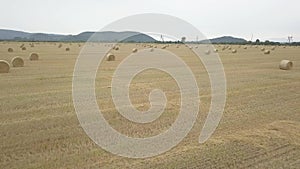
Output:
0,0,299,41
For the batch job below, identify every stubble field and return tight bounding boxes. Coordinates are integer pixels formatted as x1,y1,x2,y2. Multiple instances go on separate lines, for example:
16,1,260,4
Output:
0,42,299,168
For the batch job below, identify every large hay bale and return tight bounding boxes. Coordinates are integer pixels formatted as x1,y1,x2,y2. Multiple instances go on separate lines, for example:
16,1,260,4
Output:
150,48,154,52
58,44,63,48
214,49,218,53
113,46,119,50
264,50,270,54
20,44,25,48
11,57,24,67
261,47,265,51
106,53,115,61
271,46,276,50
232,49,237,53
65,47,70,51
29,53,39,61
132,48,138,53
22,47,26,51
0,60,10,73
244,46,248,49
279,60,293,70
8,48,13,52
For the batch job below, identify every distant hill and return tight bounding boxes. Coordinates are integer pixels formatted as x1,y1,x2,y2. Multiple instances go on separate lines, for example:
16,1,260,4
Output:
200,36,247,44
0,29,156,42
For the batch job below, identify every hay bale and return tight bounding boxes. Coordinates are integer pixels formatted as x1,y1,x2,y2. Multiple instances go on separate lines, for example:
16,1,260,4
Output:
11,57,24,67
8,48,14,52
0,60,10,73
29,53,39,61
113,46,119,50
20,44,25,48
66,47,70,51
232,49,237,53
132,48,138,53
205,50,211,55
106,53,115,61
214,49,218,53
58,44,63,48
261,47,265,51
244,46,248,49
150,48,154,52
279,60,293,70
264,50,270,54
271,46,276,50
22,47,26,51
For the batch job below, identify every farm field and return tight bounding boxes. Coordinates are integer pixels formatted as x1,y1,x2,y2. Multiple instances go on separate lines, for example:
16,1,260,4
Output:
0,42,299,168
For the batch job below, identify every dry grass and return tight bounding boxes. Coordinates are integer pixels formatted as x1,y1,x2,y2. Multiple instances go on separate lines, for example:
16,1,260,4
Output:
0,42,299,168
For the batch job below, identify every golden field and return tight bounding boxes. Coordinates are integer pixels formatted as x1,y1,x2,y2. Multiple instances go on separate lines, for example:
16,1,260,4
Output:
0,42,299,168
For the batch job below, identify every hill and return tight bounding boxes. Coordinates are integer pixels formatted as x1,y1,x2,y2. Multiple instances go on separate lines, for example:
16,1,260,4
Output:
0,29,156,42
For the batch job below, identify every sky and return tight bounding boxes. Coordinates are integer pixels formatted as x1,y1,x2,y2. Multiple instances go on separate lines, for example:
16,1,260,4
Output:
0,0,299,42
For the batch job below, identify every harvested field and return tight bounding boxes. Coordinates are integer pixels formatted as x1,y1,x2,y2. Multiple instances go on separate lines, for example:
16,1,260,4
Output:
0,42,299,169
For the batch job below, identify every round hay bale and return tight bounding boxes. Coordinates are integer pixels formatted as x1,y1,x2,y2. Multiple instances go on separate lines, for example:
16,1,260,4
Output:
228,47,232,50
114,46,119,50
261,47,265,51
244,46,248,49
264,50,270,54
271,46,276,50
214,49,218,53
132,48,138,53
20,44,25,48
11,57,24,67
8,48,14,52
150,48,154,52
65,47,70,51
106,53,115,61
22,47,26,51
58,44,63,48
232,49,237,53
29,53,39,61
0,60,10,73
205,50,211,55
279,60,293,70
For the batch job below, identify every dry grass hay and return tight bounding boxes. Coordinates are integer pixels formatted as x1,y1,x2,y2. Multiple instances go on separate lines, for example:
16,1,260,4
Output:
106,53,115,61
264,50,271,54
8,48,14,52
29,53,39,61
0,60,10,73
22,47,26,51
232,49,237,53
11,57,24,67
65,47,70,51
279,60,293,70
132,48,138,53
